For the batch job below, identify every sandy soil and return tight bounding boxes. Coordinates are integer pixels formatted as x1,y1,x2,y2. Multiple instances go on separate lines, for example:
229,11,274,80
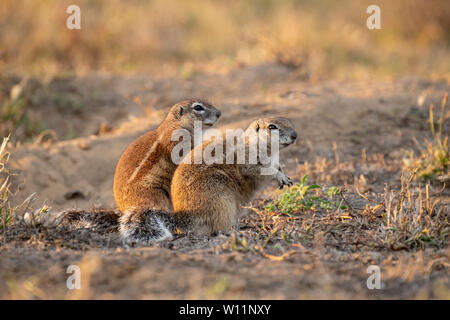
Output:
1,64,449,299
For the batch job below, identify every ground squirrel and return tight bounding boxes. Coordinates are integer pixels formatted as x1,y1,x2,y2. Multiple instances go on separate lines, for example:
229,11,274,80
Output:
126,116,297,242
113,99,221,242
62,100,221,237
171,117,297,235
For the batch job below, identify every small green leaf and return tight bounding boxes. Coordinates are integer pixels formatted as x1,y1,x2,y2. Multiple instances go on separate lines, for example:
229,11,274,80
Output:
301,174,308,185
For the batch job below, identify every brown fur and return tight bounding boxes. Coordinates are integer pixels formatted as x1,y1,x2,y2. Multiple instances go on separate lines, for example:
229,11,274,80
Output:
171,117,297,234
113,99,221,214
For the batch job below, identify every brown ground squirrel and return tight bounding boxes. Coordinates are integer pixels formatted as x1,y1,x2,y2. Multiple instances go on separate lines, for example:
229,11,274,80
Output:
61,100,221,238
171,117,297,235
113,99,221,242
125,116,297,242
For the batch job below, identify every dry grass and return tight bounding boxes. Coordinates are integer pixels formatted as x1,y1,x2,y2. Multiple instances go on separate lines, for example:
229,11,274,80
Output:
0,0,449,78
0,134,63,232
354,169,449,249
0,135,12,230
229,157,448,256
407,93,449,182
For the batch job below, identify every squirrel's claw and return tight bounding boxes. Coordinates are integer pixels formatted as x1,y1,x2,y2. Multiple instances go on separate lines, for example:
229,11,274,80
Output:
277,174,292,189
286,177,293,187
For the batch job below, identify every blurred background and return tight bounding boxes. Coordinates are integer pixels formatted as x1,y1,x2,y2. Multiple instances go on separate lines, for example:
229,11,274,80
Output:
1,0,449,79
1,0,450,142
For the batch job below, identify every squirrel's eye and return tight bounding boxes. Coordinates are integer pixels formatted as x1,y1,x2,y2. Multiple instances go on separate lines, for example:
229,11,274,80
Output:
268,124,278,130
193,104,204,111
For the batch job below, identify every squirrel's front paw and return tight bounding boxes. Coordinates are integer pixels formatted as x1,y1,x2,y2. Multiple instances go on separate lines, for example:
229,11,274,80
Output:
277,173,293,189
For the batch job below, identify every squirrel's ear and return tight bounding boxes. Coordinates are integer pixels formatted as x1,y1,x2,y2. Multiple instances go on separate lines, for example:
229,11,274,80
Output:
248,120,259,132
179,106,184,117
247,121,260,134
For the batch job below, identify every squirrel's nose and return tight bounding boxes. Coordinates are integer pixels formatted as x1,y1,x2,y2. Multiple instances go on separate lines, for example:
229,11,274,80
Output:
291,131,298,140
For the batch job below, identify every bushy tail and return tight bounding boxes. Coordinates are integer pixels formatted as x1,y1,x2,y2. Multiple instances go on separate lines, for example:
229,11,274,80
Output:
119,209,176,243
61,208,177,244
61,209,120,233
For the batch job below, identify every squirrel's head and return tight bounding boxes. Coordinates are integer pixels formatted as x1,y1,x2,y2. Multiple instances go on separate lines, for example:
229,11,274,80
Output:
168,99,221,131
245,117,297,149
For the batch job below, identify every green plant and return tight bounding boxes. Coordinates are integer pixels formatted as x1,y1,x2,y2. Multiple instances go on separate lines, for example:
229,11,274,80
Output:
265,175,347,215
0,82,45,141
